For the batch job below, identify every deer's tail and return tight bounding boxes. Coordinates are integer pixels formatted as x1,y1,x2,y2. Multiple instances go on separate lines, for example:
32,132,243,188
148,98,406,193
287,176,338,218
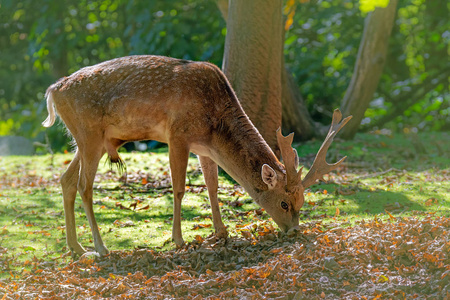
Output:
42,89,56,127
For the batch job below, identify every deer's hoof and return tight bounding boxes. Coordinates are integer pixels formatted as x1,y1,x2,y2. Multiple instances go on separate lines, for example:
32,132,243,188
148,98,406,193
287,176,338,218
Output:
215,227,228,239
173,237,185,248
96,245,110,257
78,251,101,263
69,243,87,259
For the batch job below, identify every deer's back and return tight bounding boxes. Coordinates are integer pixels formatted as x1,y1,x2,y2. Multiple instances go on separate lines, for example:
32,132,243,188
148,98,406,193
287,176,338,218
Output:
48,55,239,144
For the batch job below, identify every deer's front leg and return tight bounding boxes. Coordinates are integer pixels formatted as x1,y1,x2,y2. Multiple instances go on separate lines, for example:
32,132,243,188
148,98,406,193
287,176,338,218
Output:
199,156,227,239
168,142,189,247
78,145,109,256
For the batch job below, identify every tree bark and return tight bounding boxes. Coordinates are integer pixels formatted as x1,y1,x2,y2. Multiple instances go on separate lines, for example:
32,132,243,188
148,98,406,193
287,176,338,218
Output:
222,0,283,155
340,0,399,139
216,0,228,20
281,65,317,140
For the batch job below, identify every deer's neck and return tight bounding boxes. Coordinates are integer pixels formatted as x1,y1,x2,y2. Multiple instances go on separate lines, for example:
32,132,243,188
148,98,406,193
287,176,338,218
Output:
210,104,284,198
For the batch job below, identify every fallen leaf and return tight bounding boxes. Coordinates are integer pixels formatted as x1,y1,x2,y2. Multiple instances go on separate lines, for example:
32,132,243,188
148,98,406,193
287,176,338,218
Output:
67,276,81,285
425,198,438,206
270,248,283,254
240,230,253,239
192,224,212,230
230,200,243,207
335,207,340,217
115,202,131,210
136,204,150,211
194,235,204,243
385,210,396,220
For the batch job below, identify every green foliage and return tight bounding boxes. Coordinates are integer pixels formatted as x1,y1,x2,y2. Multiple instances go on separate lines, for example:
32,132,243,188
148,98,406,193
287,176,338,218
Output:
284,0,363,120
284,0,448,129
0,0,448,151
0,0,225,149
373,0,450,131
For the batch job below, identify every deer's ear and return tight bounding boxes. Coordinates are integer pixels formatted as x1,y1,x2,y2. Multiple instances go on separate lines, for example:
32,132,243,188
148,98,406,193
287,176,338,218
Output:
262,164,277,189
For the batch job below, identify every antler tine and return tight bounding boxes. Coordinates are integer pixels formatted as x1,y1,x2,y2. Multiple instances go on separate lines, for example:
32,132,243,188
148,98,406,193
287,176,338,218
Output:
276,128,301,187
302,109,352,188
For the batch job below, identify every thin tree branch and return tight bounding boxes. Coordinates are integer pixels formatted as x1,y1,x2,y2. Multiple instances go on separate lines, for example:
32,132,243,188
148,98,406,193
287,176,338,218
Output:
369,68,450,128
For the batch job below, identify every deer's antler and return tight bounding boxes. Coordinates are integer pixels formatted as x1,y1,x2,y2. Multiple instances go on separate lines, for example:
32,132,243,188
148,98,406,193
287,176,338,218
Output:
277,129,302,189
302,109,352,188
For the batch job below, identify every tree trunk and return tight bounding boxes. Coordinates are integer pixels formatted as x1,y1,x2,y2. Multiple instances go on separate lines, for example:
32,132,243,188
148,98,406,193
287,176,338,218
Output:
340,0,399,139
222,0,283,155
281,65,317,140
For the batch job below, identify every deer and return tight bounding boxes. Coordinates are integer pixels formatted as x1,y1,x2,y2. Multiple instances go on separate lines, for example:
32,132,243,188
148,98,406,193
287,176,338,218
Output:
42,55,351,257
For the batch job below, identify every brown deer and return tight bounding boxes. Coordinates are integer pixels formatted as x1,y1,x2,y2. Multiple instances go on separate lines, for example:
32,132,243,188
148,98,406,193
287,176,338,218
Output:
42,55,351,256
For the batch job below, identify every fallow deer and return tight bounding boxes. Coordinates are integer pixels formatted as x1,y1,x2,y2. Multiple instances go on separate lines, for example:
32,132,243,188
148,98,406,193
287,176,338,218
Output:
42,55,351,256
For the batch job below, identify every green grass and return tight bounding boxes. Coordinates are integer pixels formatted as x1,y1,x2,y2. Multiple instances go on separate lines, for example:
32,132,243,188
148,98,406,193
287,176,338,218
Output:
0,131,448,278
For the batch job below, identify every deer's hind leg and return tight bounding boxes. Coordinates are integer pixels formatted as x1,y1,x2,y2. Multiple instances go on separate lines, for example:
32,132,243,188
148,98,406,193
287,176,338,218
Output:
77,140,109,256
168,139,190,247
61,150,86,256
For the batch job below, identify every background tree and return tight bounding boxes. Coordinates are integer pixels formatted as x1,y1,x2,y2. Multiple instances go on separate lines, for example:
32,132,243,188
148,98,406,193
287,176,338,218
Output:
340,0,399,139
218,0,317,143
369,0,450,131
222,0,283,154
0,0,448,151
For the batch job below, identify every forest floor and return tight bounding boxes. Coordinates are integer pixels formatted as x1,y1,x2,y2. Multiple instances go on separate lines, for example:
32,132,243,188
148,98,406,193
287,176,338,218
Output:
0,131,449,299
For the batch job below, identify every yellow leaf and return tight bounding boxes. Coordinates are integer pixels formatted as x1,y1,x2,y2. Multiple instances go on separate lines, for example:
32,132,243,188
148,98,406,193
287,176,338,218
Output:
335,207,340,217
385,209,395,220
192,224,212,230
359,0,390,13
285,10,295,31
283,0,296,14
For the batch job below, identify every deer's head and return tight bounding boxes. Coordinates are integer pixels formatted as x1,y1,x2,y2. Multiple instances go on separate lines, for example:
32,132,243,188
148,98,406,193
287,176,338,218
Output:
259,109,352,232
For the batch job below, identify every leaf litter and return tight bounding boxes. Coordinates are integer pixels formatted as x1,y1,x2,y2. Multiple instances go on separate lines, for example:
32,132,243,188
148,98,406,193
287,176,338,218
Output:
0,138,448,299
1,215,448,299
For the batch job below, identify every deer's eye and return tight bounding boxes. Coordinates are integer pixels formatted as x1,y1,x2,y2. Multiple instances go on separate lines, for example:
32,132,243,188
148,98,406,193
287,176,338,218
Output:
280,201,289,211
